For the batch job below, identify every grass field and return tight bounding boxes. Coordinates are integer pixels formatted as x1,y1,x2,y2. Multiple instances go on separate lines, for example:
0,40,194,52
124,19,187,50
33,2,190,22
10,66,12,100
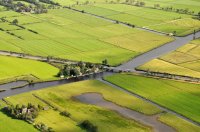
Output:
0,8,173,66
75,4,200,36
3,80,163,131
141,0,200,14
0,55,59,81
54,0,200,13
158,113,200,132
104,73,200,123
138,39,200,78
0,101,38,132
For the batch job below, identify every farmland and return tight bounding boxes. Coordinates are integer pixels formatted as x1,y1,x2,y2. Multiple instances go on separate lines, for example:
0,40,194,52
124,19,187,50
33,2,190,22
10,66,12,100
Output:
0,55,59,81
54,0,200,13
158,113,200,132
74,3,200,36
1,0,200,131
140,0,200,13
2,80,162,132
104,73,200,123
138,38,200,78
0,8,173,66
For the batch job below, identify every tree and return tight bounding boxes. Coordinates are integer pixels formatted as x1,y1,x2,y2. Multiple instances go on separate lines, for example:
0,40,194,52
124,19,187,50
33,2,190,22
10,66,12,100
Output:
173,31,176,36
102,59,108,65
198,11,200,18
154,4,160,8
12,19,18,25
139,2,145,6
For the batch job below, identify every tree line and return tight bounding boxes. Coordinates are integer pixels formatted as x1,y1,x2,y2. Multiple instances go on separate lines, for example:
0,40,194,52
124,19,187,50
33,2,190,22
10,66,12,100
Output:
0,0,60,14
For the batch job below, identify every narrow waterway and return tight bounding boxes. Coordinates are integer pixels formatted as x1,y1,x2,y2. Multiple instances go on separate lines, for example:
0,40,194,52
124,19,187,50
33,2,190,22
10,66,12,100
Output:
0,81,28,90
0,72,112,99
75,93,175,132
117,32,200,70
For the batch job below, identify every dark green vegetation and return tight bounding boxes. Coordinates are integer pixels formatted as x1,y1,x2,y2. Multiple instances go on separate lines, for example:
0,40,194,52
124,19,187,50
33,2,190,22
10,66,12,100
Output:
105,73,200,123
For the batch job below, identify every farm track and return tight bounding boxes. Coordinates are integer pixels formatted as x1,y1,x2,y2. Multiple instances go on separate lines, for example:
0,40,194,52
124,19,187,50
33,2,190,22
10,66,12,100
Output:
1,7,200,130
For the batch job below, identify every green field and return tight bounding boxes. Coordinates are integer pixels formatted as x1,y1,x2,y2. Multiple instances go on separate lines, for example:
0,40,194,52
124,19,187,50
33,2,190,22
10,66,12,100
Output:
54,0,200,13
0,101,38,132
0,8,173,66
0,55,59,81
3,80,163,132
138,39,200,78
75,4,200,36
141,0,200,13
158,113,200,132
104,73,200,123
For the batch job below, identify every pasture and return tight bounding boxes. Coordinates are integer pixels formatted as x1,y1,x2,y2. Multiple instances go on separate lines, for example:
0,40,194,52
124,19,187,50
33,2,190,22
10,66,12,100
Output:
0,55,59,81
75,4,200,36
138,39,200,78
104,73,200,123
3,80,162,131
0,8,173,66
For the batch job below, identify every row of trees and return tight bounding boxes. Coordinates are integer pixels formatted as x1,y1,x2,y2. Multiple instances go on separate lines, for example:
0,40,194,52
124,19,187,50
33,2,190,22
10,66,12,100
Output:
124,0,145,6
0,0,60,14
122,0,199,16
0,0,48,13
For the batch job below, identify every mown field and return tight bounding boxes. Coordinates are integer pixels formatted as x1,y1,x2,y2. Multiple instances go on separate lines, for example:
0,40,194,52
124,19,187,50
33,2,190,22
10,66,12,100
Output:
2,80,161,132
104,73,200,123
0,8,173,66
138,38,200,78
75,4,200,36
0,55,59,81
